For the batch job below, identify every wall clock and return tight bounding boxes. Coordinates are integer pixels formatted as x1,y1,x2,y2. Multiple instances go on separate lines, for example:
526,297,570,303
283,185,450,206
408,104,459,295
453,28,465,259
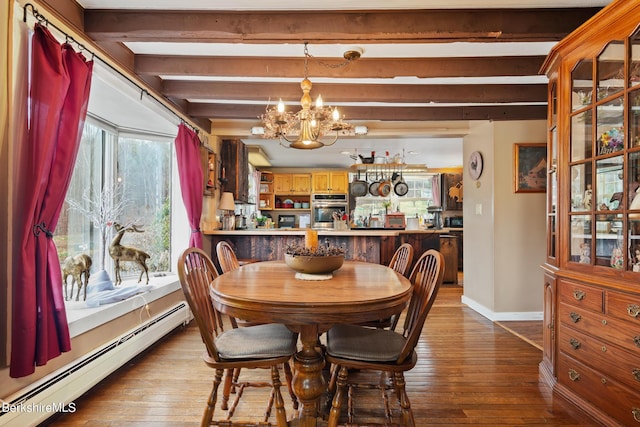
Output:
468,151,483,180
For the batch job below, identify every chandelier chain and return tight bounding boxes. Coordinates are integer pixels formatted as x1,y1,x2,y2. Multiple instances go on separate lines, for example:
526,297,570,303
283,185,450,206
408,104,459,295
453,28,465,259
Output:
303,41,357,70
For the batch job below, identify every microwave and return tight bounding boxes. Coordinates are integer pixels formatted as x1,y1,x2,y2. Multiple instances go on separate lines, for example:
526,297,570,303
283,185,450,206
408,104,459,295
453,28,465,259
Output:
446,216,463,228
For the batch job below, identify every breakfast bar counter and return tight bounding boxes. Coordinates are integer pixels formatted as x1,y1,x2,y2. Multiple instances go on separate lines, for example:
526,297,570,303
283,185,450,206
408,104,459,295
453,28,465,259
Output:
203,228,459,272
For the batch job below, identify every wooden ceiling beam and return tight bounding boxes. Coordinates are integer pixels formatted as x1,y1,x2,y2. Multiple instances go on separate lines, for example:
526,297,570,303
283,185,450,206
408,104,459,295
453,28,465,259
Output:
137,55,545,78
187,103,547,121
84,9,601,43
163,81,547,104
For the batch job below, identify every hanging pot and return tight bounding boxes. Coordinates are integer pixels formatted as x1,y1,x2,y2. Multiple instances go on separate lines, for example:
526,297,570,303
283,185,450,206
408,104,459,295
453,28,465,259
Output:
350,170,368,197
378,171,392,197
369,170,381,196
394,168,409,196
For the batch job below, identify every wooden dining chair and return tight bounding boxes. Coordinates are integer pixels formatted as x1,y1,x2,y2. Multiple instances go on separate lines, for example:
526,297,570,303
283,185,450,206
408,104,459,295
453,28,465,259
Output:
359,242,414,329
389,242,414,277
215,240,241,273
214,240,296,406
325,249,444,427
178,247,298,427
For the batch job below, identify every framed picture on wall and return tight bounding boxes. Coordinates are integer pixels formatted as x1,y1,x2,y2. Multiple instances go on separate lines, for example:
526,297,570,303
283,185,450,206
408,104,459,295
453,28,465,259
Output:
514,143,547,193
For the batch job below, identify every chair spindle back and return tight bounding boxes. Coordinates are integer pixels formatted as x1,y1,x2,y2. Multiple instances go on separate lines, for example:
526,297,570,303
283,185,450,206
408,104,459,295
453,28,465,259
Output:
216,241,241,273
178,247,224,362
397,249,444,364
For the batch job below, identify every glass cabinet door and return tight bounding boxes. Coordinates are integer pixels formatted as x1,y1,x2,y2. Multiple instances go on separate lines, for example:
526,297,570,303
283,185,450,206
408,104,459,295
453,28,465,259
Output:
566,32,640,273
547,82,558,261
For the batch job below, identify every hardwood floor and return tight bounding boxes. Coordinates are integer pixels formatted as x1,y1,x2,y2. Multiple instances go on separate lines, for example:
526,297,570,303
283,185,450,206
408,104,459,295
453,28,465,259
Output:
41,285,598,427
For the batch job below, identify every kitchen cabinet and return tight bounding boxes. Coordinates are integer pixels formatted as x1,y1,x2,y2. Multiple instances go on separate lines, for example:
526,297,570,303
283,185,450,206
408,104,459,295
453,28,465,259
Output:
439,235,458,284
312,171,349,194
259,171,274,210
273,173,311,195
540,3,640,425
220,139,249,202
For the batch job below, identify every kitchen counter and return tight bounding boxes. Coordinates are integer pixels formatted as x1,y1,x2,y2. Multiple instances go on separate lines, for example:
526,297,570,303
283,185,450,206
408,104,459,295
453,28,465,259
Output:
203,228,462,274
203,227,459,236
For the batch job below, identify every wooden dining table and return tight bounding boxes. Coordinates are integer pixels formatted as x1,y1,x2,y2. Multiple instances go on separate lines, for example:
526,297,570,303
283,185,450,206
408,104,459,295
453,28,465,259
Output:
209,260,413,427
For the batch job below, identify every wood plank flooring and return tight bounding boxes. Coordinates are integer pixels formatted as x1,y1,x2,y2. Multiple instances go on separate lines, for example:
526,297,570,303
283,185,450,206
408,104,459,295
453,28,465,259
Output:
41,285,598,427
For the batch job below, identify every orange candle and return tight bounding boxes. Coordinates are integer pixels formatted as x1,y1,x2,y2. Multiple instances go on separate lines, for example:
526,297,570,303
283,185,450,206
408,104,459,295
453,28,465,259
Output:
305,229,318,250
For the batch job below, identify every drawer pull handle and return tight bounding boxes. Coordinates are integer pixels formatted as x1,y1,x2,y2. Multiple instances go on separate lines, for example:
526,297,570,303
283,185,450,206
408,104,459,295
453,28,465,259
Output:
634,336,640,348
628,304,640,319
601,378,607,384
633,408,640,423
569,312,582,323
601,346,607,352
568,369,580,381
633,368,640,382
569,338,581,350
573,290,586,301
602,319,608,326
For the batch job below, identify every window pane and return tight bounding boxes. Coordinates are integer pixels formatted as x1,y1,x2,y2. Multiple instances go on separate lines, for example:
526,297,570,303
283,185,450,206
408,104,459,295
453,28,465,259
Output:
597,40,624,100
596,96,624,156
116,137,172,275
595,155,623,211
629,151,640,210
570,215,591,264
571,163,592,212
571,110,593,161
629,218,640,271
595,213,623,269
54,122,107,268
572,59,593,111
630,89,640,148
630,28,640,87
352,174,434,225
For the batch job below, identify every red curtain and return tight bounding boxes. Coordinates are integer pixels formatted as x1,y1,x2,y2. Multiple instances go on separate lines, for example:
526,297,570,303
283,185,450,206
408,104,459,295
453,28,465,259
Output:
175,123,204,248
11,24,93,378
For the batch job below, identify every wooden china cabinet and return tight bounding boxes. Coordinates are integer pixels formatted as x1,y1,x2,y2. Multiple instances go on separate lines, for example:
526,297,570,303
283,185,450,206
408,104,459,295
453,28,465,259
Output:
540,1,640,425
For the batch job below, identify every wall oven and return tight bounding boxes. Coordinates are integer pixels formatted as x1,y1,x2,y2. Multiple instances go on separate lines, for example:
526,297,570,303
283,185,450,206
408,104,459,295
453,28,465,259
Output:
311,194,349,229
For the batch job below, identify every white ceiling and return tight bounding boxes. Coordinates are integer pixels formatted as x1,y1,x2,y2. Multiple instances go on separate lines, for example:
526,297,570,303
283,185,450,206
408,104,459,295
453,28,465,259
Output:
76,0,612,169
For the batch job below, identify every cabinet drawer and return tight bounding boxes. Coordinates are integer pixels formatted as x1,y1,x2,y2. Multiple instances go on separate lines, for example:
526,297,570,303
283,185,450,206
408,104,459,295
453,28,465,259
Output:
558,302,606,334
557,355,640,426
596,313,640,355
558,280,603,312
606,290,640,324
559,325,640,392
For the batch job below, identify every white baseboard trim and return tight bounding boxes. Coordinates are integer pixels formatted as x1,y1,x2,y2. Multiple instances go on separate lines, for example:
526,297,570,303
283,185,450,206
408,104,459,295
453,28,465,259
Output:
0,302,190,427
461,295,543,321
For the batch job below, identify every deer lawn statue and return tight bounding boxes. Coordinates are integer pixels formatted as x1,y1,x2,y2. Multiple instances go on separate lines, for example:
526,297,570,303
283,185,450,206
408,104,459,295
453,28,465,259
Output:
62,254,92,301
109,223,150,285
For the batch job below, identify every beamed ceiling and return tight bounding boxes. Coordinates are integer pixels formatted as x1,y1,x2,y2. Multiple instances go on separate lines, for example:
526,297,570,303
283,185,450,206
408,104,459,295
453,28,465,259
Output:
39,0,612,168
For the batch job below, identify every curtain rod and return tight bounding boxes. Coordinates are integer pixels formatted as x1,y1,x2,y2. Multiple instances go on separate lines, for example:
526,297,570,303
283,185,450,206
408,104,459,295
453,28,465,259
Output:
22,3,202,138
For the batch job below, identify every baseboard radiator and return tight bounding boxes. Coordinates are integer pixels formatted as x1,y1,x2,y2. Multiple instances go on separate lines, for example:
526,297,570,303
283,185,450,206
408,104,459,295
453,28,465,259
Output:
0,302,190,427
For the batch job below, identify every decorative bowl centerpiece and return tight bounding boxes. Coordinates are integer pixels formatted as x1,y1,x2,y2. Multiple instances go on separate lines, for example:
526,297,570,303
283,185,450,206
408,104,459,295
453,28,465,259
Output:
284,239,345,275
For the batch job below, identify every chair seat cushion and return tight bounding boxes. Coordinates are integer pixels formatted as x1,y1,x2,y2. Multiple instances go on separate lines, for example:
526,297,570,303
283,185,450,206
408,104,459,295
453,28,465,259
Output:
327,323,406,362
215,323,297,359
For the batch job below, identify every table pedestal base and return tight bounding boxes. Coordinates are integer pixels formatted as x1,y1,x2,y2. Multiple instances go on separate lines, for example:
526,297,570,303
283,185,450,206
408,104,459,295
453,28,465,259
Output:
291,326,326,427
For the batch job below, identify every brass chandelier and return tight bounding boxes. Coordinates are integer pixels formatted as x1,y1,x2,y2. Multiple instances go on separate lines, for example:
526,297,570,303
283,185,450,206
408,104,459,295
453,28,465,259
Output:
260,43,358,149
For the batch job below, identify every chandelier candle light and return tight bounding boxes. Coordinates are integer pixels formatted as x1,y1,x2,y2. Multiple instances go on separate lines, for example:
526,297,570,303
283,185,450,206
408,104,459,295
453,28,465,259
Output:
260,43,358,149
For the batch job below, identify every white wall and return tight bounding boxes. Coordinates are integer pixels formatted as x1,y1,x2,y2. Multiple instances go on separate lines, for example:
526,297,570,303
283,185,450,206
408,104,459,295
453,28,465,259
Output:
462,120,547,320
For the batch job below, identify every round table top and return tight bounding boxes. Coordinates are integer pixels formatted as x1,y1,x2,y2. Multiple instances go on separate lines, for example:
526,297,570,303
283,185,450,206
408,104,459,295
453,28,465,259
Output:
210,260,412,326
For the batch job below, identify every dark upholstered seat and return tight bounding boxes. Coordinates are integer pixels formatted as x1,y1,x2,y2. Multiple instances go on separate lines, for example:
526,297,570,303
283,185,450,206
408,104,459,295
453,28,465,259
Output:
325,249,444,427
178,247,297,427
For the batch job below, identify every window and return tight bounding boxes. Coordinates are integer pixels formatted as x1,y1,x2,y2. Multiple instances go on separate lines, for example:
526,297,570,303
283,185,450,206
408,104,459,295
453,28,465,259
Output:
352,173,436,221
54,119,173,284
